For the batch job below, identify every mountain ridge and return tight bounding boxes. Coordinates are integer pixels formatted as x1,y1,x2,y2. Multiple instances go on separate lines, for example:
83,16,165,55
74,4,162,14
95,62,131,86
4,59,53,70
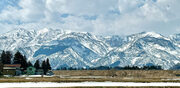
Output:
0,28,180,69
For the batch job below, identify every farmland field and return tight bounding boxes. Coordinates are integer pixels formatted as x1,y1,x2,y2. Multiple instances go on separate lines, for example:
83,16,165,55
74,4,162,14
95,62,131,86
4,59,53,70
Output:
0,70,180,83
1,70,180,87
53,70,180,82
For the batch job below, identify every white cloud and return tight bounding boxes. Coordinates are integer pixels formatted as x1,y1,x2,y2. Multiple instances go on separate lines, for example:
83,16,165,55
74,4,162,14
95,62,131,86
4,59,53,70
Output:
0,0,180,36
18,0,46,22
118,0,144,13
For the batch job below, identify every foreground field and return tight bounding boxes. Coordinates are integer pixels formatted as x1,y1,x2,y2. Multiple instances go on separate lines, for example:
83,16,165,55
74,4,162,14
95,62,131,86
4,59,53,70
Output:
53,70,180,78
53,70,180,82
0,70,180,88
1,70,180,83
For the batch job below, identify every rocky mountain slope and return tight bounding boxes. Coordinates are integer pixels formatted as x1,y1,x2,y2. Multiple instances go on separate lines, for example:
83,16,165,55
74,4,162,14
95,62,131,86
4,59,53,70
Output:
0,28,180,69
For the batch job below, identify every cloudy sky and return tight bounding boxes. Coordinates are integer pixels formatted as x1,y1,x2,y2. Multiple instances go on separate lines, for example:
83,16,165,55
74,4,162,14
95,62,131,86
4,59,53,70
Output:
0,0,180,36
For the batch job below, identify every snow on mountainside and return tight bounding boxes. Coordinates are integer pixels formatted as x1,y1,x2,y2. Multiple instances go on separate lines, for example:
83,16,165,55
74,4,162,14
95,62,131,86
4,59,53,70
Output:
97,32,180,69
0,28,110,69
0,29,180,69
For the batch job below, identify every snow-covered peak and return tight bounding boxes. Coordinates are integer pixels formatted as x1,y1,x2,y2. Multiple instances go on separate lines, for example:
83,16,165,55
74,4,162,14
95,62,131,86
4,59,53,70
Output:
142,32,162,38
13,28,27,32
5,28,28,34
37,28,50,34
0,29,180,69
127,31,170,42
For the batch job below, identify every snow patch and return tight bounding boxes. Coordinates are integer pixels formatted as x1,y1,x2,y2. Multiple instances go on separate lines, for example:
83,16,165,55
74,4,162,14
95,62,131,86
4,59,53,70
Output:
132,57,139,64
173,60,180,64
38,28,49,34
1,82,180,87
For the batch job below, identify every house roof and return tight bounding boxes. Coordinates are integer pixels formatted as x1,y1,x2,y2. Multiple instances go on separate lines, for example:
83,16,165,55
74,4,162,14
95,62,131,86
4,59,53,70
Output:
3,64,21,67
3,67,17,70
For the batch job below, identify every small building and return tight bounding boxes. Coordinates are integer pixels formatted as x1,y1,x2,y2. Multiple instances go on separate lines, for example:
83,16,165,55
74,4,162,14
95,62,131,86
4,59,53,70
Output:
26,66,36,75
3,64,21,76
36,69,44,75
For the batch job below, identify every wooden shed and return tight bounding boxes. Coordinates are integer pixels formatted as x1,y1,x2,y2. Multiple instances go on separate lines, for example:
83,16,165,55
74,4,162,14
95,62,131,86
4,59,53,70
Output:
3,64,21,76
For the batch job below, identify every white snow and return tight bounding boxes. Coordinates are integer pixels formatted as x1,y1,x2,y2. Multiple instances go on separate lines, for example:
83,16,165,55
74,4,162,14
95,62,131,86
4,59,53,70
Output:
142,32,170,40
143,32,162,38
25,78,32,79
38,28,49,34
173,60,180,64
91,58,101,63
162,78,180,81
132,57,139,64
154,54,161,58
118,43,131,52
1,28,180,69
18,75,54,78
59,75,106,79
1,82,180,88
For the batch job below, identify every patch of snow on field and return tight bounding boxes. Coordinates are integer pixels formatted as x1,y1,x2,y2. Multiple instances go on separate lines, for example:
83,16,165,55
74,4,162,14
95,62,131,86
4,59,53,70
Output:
161,78,180,81
59,75,107,79
18,75,54,78
1,82,180,88
25,78,32,80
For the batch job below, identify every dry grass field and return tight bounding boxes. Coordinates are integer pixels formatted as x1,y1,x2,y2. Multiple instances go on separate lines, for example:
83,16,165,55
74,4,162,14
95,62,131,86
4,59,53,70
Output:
1,70,180,83
1,70,180,88
53,70,180,78
53,70,180,82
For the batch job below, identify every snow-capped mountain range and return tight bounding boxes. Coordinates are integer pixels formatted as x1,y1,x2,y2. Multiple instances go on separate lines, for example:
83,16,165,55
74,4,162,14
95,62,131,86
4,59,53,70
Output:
0,28,180,69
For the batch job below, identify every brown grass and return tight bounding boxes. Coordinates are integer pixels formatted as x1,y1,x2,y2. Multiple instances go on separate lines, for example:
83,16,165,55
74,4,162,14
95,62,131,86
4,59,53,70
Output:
52,70,180,82
53,70,180,78
1,70,180,83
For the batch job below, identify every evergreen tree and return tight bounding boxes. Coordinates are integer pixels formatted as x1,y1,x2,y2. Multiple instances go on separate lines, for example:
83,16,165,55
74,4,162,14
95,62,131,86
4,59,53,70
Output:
27,61,33,67
42,60,47,74
1,51,6,64
13,51,28,70
13,51,23,64
46,58,51,70
1,51,12,64
5,51,12,64
34,60,40,69
21,55,28,70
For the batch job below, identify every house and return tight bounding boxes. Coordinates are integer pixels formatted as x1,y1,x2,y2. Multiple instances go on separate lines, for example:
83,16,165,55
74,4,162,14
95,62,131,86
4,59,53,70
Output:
3,64,21,76
26,66,36,75
36,69,44,75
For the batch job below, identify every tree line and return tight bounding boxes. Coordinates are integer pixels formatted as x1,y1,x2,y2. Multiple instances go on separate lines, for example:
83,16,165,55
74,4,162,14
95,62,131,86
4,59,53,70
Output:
0,50,51,74
57,65,162,70
1,51,29,70
34,59,51,74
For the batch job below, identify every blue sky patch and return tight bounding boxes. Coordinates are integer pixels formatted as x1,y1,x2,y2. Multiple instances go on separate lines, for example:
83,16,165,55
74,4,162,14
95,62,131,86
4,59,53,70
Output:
0,0,20,12
82,15,97,20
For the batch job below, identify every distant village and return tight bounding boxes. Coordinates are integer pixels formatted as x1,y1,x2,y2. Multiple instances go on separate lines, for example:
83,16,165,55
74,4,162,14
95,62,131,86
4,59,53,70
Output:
0,51,53,76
